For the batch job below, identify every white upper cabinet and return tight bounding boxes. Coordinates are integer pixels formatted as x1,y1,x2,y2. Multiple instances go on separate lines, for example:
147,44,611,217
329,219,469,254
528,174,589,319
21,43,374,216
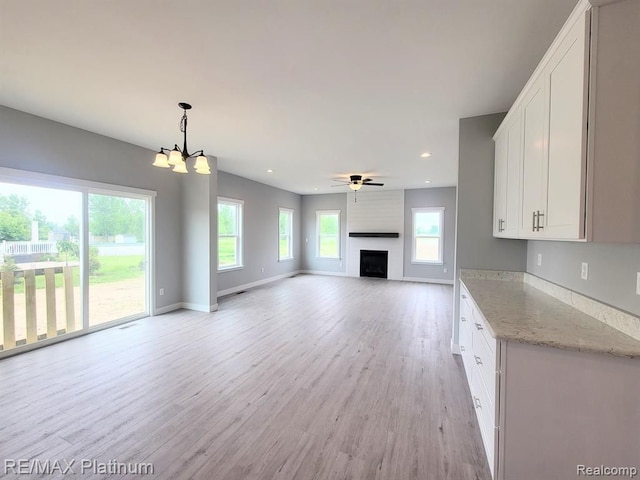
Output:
520,76,548,238
493,0,640,243
544,13,589,239
494,112,522,238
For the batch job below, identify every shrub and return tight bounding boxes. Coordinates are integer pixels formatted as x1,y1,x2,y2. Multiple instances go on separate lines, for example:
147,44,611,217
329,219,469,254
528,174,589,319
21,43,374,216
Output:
89,247,101,275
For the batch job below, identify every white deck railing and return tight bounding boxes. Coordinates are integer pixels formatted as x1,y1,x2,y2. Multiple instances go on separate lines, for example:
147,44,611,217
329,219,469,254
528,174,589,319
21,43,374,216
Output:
0,240,58,258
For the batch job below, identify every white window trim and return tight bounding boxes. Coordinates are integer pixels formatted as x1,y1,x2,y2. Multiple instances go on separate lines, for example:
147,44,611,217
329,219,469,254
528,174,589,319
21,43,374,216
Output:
218,197,244,271
278,207,294,261
411,207,445,265
316,210,341,259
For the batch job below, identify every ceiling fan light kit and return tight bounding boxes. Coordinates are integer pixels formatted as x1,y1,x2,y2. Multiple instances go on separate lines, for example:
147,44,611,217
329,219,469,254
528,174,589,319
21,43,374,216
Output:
152,102,211,175
332,174,384,201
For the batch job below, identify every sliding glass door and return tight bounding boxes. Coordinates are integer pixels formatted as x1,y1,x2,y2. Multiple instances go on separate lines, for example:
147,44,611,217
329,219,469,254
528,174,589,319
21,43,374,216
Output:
0,172,152,355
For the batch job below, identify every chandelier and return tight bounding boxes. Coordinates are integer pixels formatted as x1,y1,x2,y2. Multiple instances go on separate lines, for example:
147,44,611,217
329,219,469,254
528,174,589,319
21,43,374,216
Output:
152,102,211,174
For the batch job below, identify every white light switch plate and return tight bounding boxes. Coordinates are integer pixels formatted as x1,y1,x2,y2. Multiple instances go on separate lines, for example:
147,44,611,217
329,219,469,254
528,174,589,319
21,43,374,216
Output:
537,253,542,266
636,272,640,295
581,262,588,280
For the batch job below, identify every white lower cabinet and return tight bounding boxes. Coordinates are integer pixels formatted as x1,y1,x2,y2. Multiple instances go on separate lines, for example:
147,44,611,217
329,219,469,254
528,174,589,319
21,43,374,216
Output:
459,281,640,480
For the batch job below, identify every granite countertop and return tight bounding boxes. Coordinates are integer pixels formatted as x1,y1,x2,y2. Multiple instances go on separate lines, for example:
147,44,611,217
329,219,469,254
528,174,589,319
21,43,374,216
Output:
460,275,640,359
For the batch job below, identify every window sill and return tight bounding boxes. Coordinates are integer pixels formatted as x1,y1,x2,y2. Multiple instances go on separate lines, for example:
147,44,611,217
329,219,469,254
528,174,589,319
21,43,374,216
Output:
316,257,341,260
411,260,444,265
278,257,294,263
218,265,244,273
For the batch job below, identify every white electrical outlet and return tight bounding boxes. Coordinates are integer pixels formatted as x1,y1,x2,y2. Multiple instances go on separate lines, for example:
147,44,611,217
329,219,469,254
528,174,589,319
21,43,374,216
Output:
537,253,542,266
581,262,588,280
636,272,640,295
261,267,265,273
159,288,164,296
443,267,448,273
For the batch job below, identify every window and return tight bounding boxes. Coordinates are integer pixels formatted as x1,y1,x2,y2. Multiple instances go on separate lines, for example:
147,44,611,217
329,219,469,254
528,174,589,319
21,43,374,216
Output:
316,210,340,259
278,208,293,261
218,198,243,270
412,207,444,264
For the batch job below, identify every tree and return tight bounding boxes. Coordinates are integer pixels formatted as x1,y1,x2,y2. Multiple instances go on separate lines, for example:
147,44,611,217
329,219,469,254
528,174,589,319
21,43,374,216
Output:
88,195,145,242
0,194,31,241
64,215,80,239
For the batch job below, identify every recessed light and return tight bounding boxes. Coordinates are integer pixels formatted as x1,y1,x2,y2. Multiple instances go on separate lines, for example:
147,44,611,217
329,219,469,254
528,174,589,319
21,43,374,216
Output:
424,180,431,184
267,169,273,173
420,152,432,158
314,187,319,191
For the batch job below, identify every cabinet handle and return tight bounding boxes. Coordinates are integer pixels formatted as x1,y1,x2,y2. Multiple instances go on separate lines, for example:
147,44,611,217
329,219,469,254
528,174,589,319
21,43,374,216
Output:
532,211,538,232
474,355,483,365
474,322,483,331
536,211,545,230
461,316,467,322
473,396,482,409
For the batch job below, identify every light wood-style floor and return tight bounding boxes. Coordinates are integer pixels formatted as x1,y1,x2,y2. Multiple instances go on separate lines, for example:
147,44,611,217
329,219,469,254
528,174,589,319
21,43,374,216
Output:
0,275,491,480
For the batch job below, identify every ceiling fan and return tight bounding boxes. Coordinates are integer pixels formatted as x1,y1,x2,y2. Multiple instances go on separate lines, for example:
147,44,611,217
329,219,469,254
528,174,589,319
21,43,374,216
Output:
332,174,384,191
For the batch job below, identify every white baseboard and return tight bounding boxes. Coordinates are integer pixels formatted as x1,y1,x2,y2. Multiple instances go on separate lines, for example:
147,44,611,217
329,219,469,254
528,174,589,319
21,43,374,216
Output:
154,303,182,315
451,338,461,355
300,270,348,277
402,276,454,285
217,271,302,298
181,302,219,313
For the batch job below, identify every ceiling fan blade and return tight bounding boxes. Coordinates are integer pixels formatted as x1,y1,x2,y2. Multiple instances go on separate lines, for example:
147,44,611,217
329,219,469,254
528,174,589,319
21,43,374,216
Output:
332,179,350,183
365,182,384,186
362,178,373,182
330,184,347,187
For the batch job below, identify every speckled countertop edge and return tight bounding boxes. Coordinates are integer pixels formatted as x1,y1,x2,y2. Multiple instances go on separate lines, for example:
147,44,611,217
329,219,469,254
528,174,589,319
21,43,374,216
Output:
460,269,640,359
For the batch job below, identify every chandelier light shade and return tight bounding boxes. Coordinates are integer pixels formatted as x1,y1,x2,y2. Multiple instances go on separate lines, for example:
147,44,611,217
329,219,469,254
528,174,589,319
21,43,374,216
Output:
153,102,211,175
349,183,363,191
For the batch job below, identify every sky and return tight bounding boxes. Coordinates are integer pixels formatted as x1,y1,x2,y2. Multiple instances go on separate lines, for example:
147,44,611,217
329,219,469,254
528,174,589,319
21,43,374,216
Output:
0,182,81,226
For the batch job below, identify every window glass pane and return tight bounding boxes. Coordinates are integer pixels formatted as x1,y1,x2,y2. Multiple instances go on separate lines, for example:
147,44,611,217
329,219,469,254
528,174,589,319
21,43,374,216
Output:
218,204,237,236
279,234,289,258
0,183,82,350
415,237,440,262
415,211,441,235
88,194,147,326
218,237,237,267
319,236,338,257
319,214,338,235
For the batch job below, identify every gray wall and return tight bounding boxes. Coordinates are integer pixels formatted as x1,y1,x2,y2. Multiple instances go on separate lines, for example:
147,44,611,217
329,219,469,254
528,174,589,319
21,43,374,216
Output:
300,193,348,273
453,113,528,344
182,161,218,311
217,170,302,293
404,187,456,282
0,105,183,310
527,241,640,316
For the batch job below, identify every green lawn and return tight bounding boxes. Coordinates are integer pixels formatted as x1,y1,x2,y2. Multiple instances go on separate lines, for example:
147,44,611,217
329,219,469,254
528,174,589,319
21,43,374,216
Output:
219,237,237,266
90,255,145,284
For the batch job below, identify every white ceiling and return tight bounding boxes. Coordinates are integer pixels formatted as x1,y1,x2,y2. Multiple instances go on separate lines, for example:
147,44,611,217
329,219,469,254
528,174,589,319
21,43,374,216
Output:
0,0,577,195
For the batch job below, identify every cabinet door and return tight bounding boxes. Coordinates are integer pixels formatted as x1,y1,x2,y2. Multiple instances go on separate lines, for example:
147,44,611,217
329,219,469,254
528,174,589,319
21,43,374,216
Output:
493,129,508,237
520,76,548,238
544,12,589,239
504,114,522,238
